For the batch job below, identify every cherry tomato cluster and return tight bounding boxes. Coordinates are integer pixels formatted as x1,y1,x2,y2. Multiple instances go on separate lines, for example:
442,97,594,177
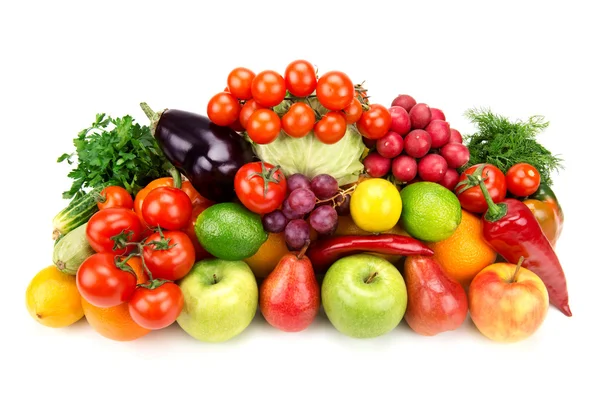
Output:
206,60,393,145
76,177,214,331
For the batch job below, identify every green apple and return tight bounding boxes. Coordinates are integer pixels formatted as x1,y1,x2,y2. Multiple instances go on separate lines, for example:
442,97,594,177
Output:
177,258,258,343
322,254,407,338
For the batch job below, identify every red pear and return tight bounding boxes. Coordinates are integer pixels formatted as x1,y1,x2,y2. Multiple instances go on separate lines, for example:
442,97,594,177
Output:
404,255,468,336
259,245,320,332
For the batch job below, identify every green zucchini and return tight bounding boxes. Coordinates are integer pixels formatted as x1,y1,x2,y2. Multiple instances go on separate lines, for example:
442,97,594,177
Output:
53,222,95,275
52,187,104,240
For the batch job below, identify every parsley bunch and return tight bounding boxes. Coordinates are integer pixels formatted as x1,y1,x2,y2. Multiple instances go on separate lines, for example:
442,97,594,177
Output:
58,113,172,199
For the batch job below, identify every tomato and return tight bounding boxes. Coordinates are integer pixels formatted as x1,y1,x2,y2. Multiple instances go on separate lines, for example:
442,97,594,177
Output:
142,187,192,230
144,177,211,209
523,199,559,246
239,99,262,129
128,282,184,330
142,231,195,281
316,71,354,111
97,186,133,210
313,111,347,144
247,109,281,145
86,208,144,255
343,97,363,124
229,119,244,132
455,164,507,214
284,60,317,97
207,92,241,127
506,163,541,197
183,204,212,261
234,162,287,214
251,70,286,107
281,102,316,138
349,178,402,233
227,67,255,100
356,104,392,140
76,253,137,308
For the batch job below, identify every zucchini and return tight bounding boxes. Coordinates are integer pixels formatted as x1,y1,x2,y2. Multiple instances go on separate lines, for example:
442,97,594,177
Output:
53,222,95,275
52,187,104,240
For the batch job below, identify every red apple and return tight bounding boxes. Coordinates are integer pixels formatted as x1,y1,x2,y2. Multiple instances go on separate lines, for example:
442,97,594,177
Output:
469,258,549,343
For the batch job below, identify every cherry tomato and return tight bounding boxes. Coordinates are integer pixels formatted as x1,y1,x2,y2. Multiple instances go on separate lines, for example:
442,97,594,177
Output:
97,186,133,210
523,199,559,246
356,104,392,140
284,60,317,97
227,67,255,100
247,109,281,144
86,208,144,255
229,119,244,132
207,92,241,126
239,99,262,129
76,253,137,308
455,164,507,214
281,102,316,138
343,97,364,124
314,111,347,144
128,282,184,330
506,163,541,197
142,231,195,281
316,71,354,111
144,177,212,209
183,204,212,261
234,162,287,214
142,187,193,230
251,70,286,107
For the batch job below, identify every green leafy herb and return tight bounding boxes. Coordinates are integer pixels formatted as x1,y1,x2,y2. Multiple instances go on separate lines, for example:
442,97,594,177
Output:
58,113,172,199
462,108,563,185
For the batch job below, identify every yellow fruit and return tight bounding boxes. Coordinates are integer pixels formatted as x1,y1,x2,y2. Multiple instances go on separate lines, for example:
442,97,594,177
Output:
350,178,402,233
25,265,84,328
244,232,290,278
429,209,497,287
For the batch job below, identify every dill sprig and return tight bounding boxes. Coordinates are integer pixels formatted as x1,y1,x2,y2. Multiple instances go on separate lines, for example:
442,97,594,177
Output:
462,107,563,185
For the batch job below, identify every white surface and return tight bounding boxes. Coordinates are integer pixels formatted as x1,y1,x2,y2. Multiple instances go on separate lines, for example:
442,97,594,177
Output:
1,1,598,399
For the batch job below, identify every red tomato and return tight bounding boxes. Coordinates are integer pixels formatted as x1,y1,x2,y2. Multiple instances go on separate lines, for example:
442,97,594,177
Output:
284,60,317,97
506,163,541,197
314,111,347,144
251,70,286,107
281,102,316,138
86,208,144,255
97,186,133,210
142,187,192,231
207,92,241,126
144,177,212,209
246,109,281,144
128,282,184,330
455,164,507,214
183,204,212,261
239,99,262,129
76,253,137,307
227,67,255,100
343,97,364,124
234,162,287,214
356,104,392,139
142,231,196,281
316,71,354,111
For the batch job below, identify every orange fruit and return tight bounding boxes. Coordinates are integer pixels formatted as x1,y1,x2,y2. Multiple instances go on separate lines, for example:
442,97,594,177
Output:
244,232,290,278
429,209,497,287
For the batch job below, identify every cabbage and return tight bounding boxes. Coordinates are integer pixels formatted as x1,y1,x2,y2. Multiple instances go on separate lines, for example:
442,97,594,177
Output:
252,125,366,186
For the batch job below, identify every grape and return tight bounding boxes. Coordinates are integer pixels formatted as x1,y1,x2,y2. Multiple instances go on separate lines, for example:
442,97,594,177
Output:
388,106,411,135
288,188,316,215
391,94,417,113
409,103,432,129
404,129,432,158
448,128,463,144
262,210,287,233
392,155,418,182
282,198,304,220
438,168,460,191
418,153,448,183
310,174,339,200
440,143,470,169
285,219,311,250
376,131,404,158
334,193,350,215
309,205,339,235
425,120,451,148
430,108,446,121
286,173,311,193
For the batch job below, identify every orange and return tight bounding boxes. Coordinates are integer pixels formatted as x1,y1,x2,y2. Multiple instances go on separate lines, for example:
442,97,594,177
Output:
244,232,290,278
429,209,497,287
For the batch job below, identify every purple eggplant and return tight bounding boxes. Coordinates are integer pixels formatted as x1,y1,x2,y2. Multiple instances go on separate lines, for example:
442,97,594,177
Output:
141,102,255,202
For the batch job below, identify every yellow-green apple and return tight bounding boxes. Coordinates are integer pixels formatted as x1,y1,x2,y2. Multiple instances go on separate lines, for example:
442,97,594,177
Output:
469,258,549,343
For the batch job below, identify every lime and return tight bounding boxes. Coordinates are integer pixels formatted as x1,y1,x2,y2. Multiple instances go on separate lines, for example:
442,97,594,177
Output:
400,182,462,242
195,203,268,261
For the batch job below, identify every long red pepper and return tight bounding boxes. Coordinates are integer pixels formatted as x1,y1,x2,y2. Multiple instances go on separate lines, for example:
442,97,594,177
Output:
306,234,434,273
467,165,571,316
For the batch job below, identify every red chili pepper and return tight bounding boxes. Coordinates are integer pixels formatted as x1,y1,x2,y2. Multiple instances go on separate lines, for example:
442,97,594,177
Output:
467,165,571,317
306,234,434,273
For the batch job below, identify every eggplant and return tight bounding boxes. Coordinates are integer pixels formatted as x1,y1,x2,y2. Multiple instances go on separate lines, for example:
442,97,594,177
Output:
141,102,255,202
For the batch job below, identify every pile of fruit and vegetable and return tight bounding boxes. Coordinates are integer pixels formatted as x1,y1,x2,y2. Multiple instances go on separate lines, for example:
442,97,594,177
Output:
26,60,570,343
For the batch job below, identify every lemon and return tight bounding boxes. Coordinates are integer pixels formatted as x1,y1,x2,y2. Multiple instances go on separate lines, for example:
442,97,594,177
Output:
25,266,84,328
400,182,462,242
350,178,402,233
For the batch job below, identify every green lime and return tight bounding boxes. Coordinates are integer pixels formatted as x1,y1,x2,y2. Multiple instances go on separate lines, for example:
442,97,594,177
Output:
400,182,462,242
195,203,268,261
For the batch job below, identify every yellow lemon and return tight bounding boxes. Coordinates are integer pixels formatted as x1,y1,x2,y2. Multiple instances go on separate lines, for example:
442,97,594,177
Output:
350,178,402,233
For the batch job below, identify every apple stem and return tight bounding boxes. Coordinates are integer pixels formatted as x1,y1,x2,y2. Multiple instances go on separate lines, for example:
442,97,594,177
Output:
297,240,310,260
511,256,525,283
213,274,218,284
365,271,378,284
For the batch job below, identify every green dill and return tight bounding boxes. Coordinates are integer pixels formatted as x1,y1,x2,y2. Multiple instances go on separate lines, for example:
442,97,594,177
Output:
461,107,563,185
58,113,172,199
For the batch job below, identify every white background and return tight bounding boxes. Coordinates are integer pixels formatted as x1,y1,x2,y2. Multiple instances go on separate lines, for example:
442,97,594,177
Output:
1,1,598,399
